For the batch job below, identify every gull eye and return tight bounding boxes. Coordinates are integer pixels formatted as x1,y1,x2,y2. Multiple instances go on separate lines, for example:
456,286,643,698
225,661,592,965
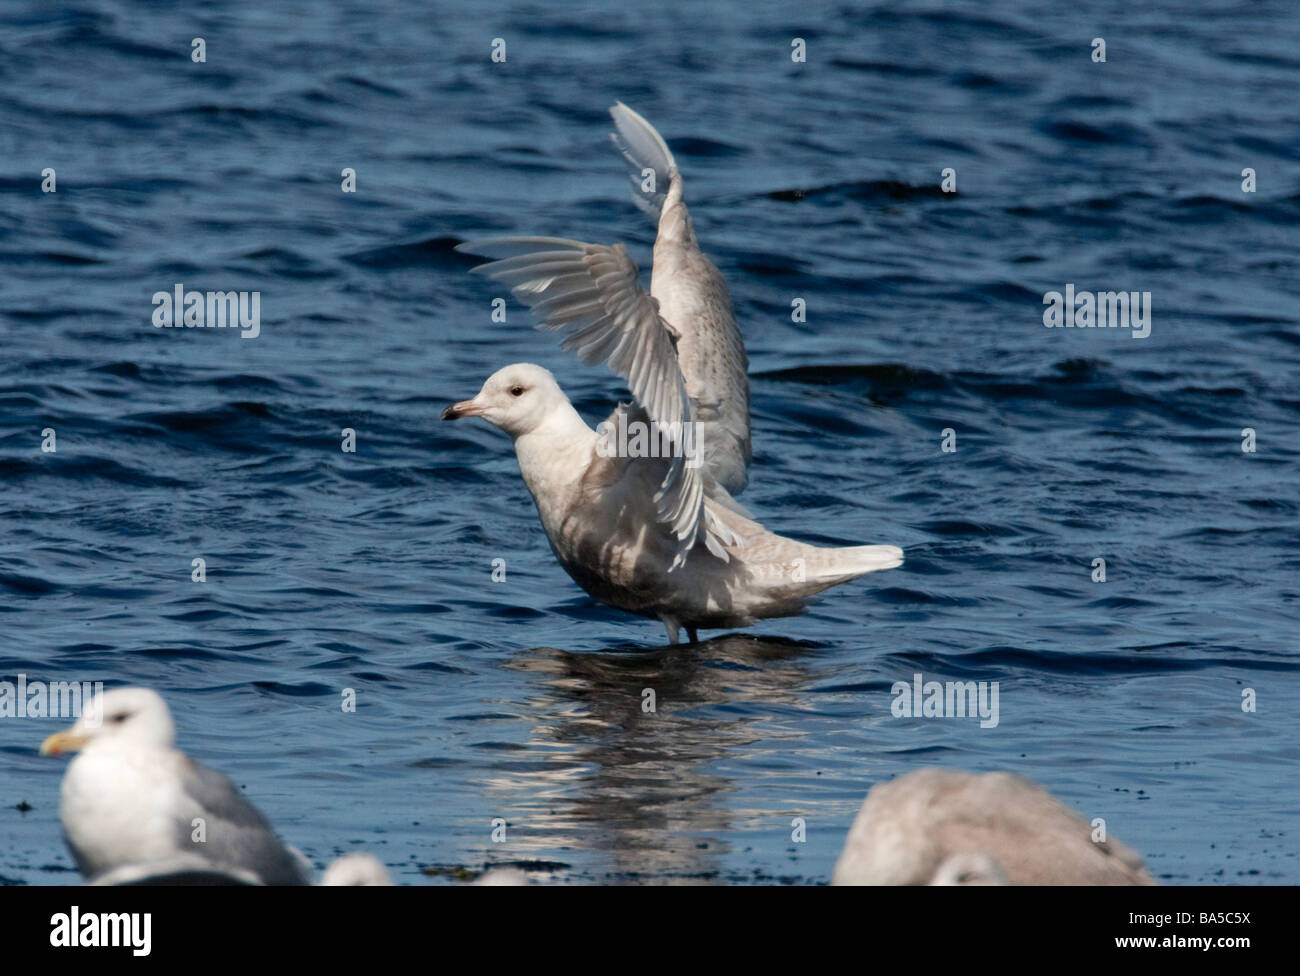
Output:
109,712,129,724
509,386,525,397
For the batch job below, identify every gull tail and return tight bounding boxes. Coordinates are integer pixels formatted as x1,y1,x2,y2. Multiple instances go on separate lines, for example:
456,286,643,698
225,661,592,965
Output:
742,540,903,622
708,501,902,616
610,101,678,219
797,544,904,589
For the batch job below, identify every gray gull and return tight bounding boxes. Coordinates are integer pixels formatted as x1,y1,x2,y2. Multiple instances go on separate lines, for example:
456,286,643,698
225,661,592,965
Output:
40,687,312,885
832,768,1155,886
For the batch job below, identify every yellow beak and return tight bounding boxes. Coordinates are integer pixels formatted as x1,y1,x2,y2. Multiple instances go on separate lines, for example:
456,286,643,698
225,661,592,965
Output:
40,729,89,756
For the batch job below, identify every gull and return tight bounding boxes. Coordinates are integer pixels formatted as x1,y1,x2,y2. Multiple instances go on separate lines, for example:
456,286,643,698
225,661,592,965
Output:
319,852,394,886
40,687,312,885
832,768,1156,885
446,104,902,643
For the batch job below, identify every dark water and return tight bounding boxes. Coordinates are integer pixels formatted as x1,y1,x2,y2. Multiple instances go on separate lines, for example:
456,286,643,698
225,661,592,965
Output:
2,0,1298,885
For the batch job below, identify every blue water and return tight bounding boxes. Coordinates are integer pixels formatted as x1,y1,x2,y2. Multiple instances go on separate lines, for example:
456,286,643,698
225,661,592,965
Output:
2,0,1298,885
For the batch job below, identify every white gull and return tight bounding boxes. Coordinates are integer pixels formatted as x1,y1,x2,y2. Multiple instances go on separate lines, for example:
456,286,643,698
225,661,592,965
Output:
40,687,312,885
445,104,901,644
319,852,395,886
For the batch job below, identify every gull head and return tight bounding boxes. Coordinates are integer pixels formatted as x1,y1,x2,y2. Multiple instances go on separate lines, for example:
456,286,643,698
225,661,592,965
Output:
40,687,176,757
441,363,568,438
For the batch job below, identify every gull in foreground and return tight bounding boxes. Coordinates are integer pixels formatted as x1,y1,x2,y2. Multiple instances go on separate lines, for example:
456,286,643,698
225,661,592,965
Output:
832,768,1156,885
40,687,312,885
446,103,902,643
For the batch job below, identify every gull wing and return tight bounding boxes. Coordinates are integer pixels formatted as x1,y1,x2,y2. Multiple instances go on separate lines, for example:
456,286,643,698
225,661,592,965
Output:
177,757,312,885
609,102,752,496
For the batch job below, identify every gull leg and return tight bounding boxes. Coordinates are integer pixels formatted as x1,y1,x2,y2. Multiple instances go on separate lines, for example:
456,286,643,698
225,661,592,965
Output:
661,616,681,644
686,626,699,644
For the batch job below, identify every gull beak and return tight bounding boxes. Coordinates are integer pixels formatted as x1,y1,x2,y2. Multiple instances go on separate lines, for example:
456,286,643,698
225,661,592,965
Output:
40,728,88,756
441,399,483,421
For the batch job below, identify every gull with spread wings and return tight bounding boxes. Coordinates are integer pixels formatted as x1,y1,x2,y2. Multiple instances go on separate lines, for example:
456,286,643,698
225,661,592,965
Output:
444,103,901,644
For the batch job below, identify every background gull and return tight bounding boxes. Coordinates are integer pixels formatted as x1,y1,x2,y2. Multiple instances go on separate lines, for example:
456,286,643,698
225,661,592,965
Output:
832,768,1156,885
40,687,313,886
319,852,395,886
448,105,902,643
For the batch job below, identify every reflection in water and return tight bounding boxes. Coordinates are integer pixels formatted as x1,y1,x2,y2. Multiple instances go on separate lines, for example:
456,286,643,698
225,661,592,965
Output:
490,635,815,883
